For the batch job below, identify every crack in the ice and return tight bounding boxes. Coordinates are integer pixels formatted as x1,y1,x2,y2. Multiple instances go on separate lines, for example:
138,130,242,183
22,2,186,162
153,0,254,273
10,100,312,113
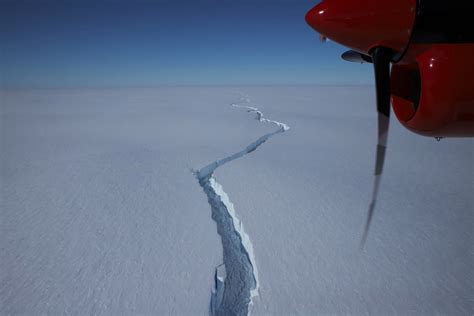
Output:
195,94,290,316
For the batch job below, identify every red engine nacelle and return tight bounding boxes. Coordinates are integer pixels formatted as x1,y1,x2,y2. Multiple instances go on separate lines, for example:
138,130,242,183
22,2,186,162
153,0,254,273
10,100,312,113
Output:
305,0,416,57
306,0,474,137
391,44,474,137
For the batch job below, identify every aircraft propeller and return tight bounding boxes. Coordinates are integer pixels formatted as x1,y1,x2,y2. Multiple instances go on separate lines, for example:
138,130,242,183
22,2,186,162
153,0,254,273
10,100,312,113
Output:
342,47,393,248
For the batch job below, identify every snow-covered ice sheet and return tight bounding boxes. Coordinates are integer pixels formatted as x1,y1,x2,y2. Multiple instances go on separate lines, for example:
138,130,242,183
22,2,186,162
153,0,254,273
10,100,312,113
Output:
1,87,267,315
1,86,473,315
215,86,473,315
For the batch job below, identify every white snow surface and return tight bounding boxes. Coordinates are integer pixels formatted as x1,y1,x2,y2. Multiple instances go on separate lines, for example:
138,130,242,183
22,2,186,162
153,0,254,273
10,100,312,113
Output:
1,86,473,315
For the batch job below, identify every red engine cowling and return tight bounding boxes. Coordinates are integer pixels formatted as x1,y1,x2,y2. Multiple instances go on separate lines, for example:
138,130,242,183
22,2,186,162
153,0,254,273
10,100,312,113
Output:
391,44,474,137
305,0,416,58
306,0,474,137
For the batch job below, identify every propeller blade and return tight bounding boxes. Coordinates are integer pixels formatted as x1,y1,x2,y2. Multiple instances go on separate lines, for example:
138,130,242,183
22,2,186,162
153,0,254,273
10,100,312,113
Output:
361,47,392,248
341,50,373,64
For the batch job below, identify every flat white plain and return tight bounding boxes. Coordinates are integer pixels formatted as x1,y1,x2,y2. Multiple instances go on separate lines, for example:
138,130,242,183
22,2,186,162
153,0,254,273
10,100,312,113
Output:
1,86,473,315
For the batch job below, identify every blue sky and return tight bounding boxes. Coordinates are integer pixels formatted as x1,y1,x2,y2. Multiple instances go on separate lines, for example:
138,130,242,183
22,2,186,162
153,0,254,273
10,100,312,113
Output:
1,0,372,87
